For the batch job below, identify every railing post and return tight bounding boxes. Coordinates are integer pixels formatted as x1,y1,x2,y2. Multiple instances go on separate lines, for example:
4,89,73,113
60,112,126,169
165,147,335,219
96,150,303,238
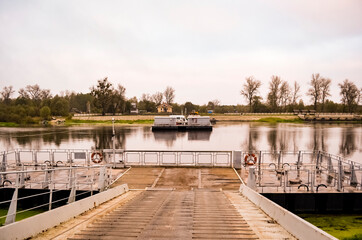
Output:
98,166,106,192
327,154,333,174
19,165,25,188
247,166,256,190
1,151,7,183
316,151,320,171
337,158,343,192
91,169,94,196
277,151,281,170
310,170,315,193
68,168,73,189
5,173,19,225
51,150,55,166
43,166,50,189
68,169,76,204
49,170,54,210
297,151,301,178
16,150,21,166
350,163,358,187
284,170,288,193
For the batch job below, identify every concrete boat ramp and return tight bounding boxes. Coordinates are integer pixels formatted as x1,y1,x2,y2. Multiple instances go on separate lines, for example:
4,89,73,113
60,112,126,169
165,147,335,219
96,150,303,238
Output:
33,167,295,240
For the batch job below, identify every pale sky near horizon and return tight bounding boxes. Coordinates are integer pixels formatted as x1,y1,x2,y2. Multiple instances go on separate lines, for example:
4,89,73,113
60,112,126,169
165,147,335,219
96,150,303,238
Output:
0,0,361,105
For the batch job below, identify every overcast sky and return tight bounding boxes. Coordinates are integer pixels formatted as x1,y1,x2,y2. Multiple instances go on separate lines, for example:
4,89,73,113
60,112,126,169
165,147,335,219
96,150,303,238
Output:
0,0,361,105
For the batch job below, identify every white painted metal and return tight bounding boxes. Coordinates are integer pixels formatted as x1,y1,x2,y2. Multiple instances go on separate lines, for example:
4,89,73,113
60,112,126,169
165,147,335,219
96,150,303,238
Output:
247,166,256,190
187,115,211,126
5,188,18,225
153,116,177,126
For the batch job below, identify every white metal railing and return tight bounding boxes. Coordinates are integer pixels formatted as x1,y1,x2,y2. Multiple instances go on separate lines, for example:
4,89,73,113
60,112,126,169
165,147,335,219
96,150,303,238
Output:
0,165,113,226
242,150,361,193
1,149,361,193
117,150,232,167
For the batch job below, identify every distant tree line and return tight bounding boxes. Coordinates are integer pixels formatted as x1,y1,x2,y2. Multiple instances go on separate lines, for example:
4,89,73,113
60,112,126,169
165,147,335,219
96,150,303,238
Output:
240,74,361,113
0,74,360,124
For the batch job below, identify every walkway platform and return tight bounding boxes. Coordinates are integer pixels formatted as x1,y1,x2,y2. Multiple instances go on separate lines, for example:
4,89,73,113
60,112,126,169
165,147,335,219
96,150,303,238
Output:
33,168,295,240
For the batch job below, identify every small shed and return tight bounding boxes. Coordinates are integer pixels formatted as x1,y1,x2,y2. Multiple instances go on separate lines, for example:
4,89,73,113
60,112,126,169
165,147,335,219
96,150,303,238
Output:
157,103,173,113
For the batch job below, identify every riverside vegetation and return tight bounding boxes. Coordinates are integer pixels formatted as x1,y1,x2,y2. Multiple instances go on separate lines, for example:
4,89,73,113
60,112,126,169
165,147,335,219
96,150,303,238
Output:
0,75,360,126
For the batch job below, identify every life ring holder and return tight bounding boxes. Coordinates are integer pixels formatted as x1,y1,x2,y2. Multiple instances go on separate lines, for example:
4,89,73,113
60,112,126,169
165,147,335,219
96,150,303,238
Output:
91,152,103,164
244,153,257,165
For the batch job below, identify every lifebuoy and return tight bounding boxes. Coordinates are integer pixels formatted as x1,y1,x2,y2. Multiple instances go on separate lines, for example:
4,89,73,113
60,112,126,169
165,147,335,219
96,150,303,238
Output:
244,154,257,165
91,152,103,163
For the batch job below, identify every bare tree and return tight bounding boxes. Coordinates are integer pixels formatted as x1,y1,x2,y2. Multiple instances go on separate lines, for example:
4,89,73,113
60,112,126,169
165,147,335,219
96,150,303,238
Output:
240,76,261,112
141,93,152,102
279,81,291,111
339,79,360,113
320,78,331,112
164,86,175,104
18,88,30,99
152,92,163,105
307,73,323,111
267,76,282,112
25,84,51,101
1,86,15,104
291,81,300,107
211,99,220,106
19,84,52,109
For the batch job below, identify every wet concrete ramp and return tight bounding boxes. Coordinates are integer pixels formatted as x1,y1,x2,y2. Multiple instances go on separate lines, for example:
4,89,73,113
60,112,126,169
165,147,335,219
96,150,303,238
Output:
68,189,258,240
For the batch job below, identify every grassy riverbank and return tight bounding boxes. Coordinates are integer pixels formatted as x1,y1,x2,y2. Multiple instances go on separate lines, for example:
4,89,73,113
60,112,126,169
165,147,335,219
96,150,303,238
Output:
0,209,45,226
0,122,20,127
1,114,360,127
299,214,362,240
65,119,154,125
256,117,304,123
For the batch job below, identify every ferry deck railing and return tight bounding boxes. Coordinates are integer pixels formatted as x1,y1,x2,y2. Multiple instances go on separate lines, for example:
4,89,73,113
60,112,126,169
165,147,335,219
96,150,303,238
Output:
1,149,361,193
0,165,113,226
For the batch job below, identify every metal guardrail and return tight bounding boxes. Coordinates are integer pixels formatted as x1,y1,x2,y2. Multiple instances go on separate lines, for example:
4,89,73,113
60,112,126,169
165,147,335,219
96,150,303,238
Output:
114,150,232,167
243,150,361,193
1,149,234,168
0,165,112,226
1,149,361,194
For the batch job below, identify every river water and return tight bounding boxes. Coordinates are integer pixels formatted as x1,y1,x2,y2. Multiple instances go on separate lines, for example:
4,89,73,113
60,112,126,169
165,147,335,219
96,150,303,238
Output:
0,123,361,163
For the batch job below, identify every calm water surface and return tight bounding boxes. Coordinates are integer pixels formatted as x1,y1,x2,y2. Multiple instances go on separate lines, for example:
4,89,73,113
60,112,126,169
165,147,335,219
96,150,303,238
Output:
0,123,361,163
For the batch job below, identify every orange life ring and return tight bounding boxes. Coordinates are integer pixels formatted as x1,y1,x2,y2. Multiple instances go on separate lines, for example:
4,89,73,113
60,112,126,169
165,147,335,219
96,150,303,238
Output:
91,152,103,163
244,154,257,165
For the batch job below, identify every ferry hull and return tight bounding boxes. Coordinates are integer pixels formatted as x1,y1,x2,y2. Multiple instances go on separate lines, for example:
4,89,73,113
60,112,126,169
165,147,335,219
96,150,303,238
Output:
151,125,212,131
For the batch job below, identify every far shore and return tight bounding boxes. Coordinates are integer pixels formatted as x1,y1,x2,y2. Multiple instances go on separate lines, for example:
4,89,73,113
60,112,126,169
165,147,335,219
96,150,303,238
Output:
72,114,300,122
1,113,361,127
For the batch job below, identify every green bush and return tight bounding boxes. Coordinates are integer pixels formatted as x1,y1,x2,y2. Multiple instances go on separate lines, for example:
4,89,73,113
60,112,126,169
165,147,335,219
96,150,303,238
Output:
40,106,51,120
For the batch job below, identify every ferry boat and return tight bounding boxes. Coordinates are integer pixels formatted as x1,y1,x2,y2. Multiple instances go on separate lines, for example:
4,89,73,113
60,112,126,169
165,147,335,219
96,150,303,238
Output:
152,115,212,131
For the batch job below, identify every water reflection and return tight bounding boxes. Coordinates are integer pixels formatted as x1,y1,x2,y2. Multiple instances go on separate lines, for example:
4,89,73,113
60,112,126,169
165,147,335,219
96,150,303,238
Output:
267,127,278,152
0,123,360,163
188,131,211,141
153,131,186,147
339,127,356,157
243,124,259,151
152,131,211,147
309,125,328,152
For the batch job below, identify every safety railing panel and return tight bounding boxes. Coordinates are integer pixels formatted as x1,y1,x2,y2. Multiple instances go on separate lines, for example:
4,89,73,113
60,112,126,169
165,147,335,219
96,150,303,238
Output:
144,152,159,165
161,152,177,165
215,153,231,166
179,153,195,166
125,152,142,165
196,153,212,166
